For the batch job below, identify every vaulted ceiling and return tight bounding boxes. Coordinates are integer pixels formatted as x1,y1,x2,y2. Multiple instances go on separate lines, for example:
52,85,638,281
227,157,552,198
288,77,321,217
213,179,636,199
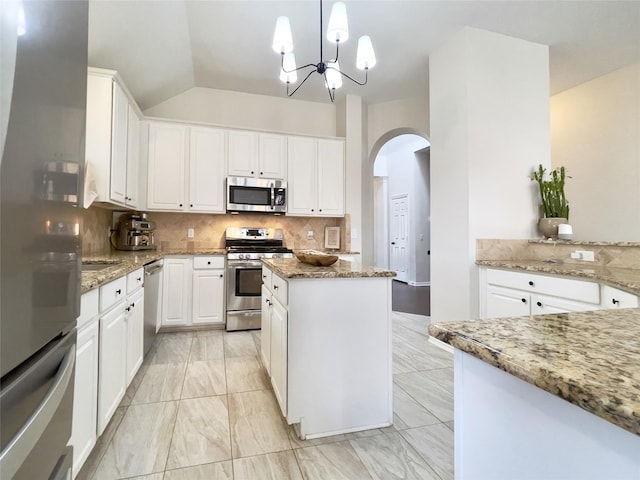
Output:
88,1,640,110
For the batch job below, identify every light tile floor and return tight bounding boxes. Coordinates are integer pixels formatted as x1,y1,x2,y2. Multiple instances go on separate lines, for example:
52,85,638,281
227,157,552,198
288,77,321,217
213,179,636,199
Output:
77,311,454,480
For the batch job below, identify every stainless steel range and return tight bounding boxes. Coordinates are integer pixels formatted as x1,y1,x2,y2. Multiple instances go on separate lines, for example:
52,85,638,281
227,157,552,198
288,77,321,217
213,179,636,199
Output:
225,227,293,331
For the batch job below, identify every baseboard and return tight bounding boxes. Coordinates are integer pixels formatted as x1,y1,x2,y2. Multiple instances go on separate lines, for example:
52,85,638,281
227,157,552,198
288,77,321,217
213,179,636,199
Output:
408,281,430,287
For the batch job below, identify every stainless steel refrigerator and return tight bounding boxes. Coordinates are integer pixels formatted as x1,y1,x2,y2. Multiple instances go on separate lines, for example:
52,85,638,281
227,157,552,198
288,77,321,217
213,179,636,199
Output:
0,1,87,478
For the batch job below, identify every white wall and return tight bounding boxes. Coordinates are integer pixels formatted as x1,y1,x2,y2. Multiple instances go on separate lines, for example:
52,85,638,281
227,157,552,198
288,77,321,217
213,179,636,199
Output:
430,27,550,323
550,62,640,242
144,86,336,137
367,97,430,154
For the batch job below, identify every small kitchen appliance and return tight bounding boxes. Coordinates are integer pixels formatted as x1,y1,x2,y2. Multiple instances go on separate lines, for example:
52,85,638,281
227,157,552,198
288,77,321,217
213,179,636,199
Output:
113,212,157,251
225,227,293,331
227,176,287,214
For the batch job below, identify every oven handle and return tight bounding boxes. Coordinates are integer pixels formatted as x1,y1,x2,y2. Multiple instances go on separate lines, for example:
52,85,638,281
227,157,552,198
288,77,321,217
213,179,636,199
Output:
228,260,264,268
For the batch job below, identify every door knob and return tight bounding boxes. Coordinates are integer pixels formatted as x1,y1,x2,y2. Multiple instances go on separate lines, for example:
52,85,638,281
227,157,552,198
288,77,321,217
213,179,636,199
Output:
391,242,396,245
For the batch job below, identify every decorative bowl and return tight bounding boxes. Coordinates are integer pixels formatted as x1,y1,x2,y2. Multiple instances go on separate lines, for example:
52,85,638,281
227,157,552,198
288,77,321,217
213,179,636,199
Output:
295,250,339,266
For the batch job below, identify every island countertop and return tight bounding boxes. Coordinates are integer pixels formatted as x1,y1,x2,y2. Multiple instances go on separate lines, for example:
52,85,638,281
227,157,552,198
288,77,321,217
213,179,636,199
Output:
429,308,640,436
262,258,396,279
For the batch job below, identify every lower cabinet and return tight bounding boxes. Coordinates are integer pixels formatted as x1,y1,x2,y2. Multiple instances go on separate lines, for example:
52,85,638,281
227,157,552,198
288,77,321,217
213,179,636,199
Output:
162,255,225,327
125,288,144,384
98,302,127,435
71,319,99,476
270,298,288,416
260,284,272,375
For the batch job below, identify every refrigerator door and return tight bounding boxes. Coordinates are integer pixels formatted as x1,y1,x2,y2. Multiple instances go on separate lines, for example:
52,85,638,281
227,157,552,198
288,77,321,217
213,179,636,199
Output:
0,331,76,479
0,0,87,377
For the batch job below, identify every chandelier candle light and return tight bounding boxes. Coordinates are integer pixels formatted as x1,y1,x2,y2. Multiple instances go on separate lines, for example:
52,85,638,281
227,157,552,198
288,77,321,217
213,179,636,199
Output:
272,0,376,102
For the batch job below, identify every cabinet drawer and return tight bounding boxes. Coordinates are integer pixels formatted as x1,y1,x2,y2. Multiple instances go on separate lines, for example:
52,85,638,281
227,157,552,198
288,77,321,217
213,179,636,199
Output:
602,285,639,309
127,267,144,294
486,268,599,304
99,276,127,312
262,267,273,288
272,273,288,305
78,289,99,330
193,255,225,269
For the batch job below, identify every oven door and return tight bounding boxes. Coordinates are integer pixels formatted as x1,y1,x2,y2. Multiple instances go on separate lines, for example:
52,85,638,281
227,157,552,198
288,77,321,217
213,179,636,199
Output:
226,260,264,312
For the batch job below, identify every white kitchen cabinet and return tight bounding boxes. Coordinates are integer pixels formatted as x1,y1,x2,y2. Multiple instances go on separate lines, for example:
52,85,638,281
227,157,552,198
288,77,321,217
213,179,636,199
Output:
189,127,226,213
287,136,345,217
161,257,192,326
192,256,225,325
480,267,601,319
98,301,127,435
147,123,225,213
227,130,258,177
147,122,188,211
85,68,142,208
602,285,639,309
270,297,288,416
258,133,287,179
125,288,144,384
260,284,272,375
71,306,99,477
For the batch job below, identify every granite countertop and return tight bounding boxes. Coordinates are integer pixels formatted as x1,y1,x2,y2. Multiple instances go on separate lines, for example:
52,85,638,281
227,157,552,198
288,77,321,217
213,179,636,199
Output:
477,260,640,296
429,308,640,436
81,249,226,293
262,257,396,279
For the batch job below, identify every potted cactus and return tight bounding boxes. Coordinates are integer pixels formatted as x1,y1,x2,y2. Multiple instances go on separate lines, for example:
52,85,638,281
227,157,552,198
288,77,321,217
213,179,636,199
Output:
531,164,570,238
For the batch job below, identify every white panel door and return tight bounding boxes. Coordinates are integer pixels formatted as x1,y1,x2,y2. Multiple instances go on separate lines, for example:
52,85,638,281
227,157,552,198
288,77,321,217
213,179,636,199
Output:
189,127,226,212
287,136,317,215
270,298,288,417
192,269,225,325
259,133,287,179
110,82,128,204
390,194,409,282
484,285,530,319
261,285,272,375
147,123,187,211
317,139,345,216
125,288,144,384
161,257,192,326
125,105,140,208
227,130,258,177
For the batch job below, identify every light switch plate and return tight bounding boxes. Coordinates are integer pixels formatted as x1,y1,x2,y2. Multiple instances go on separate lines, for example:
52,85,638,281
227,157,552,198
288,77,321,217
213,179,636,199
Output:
188,228,195,238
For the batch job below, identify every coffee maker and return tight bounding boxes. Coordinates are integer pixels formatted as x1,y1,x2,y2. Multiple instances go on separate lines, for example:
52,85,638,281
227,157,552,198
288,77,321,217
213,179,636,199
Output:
113,212,156,251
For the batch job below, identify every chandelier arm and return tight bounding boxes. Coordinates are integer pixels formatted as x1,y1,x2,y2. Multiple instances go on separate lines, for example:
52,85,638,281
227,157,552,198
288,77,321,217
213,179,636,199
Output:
327,40,340,64
280,53,317,73
327,66,369,86
323,72,336,102
287,69,317,97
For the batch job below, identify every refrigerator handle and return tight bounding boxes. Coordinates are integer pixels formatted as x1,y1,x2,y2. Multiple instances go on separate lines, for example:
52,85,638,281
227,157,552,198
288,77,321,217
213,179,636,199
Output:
0,343,76,479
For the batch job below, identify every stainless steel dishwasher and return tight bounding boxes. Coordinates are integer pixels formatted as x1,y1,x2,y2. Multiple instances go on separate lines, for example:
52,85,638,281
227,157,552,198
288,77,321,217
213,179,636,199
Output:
143,259,163,355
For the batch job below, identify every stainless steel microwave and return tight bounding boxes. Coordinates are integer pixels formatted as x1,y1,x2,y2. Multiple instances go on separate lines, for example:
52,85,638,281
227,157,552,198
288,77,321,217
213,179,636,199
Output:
227,176,287,213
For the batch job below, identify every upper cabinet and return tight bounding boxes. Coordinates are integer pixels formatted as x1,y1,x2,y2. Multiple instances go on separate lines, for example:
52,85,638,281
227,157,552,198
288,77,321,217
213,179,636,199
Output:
85,68,142,209
147,122,226,213
287,136,344,217
228,131,287,179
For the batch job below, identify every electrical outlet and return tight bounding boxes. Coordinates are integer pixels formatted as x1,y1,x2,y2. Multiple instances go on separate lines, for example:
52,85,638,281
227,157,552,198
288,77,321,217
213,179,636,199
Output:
570,250,594,261
188,228,195,238
307,230,314,239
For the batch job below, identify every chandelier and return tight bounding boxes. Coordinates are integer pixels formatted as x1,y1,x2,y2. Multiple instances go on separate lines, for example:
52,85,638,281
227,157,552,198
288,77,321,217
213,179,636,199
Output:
271,0,376,102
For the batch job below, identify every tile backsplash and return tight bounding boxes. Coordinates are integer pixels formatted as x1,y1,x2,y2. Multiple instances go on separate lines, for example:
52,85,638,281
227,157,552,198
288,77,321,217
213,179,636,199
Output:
82,206,350,254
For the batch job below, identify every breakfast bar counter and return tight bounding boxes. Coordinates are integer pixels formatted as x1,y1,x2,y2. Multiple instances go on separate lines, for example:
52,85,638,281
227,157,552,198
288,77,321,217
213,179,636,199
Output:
262,257,396,279
429,308,640,479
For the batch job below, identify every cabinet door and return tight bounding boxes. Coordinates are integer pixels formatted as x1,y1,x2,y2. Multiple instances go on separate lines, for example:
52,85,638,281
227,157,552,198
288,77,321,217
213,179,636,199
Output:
125,105,140,208
189,127,226,213
72,320,99,475
98,303,127,435
110,82,128,205
270,299,288,416
126,289,145,384
259,133,287,179
162,257,192,326
192,269,225,325
317,139,345,216
602,285,639,309
147,123,187,211
227,130,258,177
287,136,317,215
532,294,600,315
261,284,272,375
484,285,530,319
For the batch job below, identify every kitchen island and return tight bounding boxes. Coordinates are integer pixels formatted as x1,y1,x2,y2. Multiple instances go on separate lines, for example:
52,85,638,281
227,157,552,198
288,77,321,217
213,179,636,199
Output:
261,258,396,439
429,308,640,479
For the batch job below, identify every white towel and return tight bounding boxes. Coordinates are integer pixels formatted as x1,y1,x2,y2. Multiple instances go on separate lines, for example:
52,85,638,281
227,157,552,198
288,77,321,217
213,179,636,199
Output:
83,161,98,208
